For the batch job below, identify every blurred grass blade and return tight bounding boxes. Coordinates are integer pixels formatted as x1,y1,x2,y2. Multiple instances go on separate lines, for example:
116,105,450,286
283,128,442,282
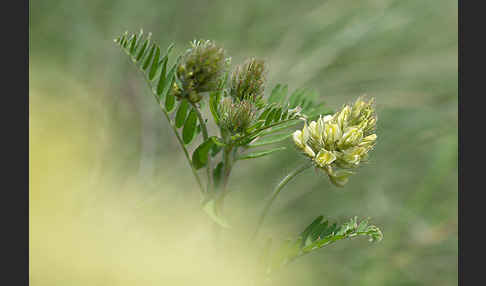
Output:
238,147,286,160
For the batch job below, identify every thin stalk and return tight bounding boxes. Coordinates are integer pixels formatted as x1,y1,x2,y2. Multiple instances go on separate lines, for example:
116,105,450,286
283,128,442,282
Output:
251,163,311,241
216,145,234,214
190,102,214,194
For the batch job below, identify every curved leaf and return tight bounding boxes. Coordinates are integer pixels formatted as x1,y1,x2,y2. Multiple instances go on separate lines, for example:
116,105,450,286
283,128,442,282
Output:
165,88,176,112
192,137,215,169
209,91,221,125
142,43,155,70
175,100,190,128
155,56,169,95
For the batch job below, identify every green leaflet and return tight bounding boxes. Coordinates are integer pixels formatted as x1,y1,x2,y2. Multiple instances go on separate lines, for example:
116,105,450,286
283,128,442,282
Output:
264,108,277,126
148,46,161,80
192,137,216,169
193,136,225,169
165,87,176,112
300,216,324,247
182,108,198,144
245,120,265,134
272,107,282,124
267,84,289,106
142,43,155,71
209,91,221,126
156,56,169,95
238,147,286,160
257,120,302,137
175,100,190,128
248,133,291,148
129,34,137,55
122,31,129,48
136,36,150,62
264,216,383,275
160,62,178,103
288,88,306,108
256,105,273,122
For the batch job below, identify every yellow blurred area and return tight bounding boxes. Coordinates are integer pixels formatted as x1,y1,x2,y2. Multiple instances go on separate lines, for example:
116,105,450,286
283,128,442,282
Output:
29,71,268,286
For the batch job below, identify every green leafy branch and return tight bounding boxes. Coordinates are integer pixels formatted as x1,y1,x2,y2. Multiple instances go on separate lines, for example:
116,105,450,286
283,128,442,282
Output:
260,216,383,275
114,30,208,196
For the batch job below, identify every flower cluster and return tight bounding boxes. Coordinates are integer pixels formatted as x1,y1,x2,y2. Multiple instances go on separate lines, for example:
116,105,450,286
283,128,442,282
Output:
219,58,267,134
229,57,266,104
219,97,257,133
174,40,230,103
292,97,377,187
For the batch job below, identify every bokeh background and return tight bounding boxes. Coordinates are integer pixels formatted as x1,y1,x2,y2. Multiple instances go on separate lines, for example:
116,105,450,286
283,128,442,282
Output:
30,0,458,285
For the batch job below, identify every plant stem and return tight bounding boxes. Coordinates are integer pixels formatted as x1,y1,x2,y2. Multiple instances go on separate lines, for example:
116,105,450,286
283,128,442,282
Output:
251,163,311,241
190,102,214,194
216,145,234,214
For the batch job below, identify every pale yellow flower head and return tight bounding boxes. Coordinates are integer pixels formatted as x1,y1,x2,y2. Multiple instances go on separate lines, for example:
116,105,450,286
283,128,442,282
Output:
292,97,377,187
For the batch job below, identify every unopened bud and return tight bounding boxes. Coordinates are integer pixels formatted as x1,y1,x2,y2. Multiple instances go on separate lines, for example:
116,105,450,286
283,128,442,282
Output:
315,150,336,167
324,123,342,148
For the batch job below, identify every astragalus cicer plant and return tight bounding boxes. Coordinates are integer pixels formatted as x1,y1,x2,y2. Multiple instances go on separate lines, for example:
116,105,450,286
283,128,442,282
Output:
114,30,383,280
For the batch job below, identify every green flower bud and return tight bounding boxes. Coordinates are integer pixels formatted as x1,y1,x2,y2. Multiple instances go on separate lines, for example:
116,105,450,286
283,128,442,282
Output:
337,146,367,167
327,169,354,187
358,134,377,149
335,105,351,130
337,127,363,149
323,122,342,149
219,97,257,134
315,150,336,167
292,130,305,149
176,39,229,103
292,125,315,158
230,57,266,103
308,121,322,143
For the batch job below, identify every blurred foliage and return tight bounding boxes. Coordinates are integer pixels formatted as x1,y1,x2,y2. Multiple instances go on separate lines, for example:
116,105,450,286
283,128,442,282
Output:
30,0,457,285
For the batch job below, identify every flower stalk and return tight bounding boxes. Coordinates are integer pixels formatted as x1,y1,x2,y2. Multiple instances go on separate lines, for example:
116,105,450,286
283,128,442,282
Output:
251,163,312,241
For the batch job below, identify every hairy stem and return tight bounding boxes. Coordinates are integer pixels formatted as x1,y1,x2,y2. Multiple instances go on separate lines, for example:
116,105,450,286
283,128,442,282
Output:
251,163,312,241
191,102,214,194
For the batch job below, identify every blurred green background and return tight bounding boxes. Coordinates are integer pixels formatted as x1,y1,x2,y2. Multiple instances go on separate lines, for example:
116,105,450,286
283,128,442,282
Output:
30,0,457,285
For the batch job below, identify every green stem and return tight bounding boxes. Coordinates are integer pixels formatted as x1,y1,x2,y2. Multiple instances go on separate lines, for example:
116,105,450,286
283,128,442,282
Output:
251,163,311,241
216,144,234,214
190,102,214,194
